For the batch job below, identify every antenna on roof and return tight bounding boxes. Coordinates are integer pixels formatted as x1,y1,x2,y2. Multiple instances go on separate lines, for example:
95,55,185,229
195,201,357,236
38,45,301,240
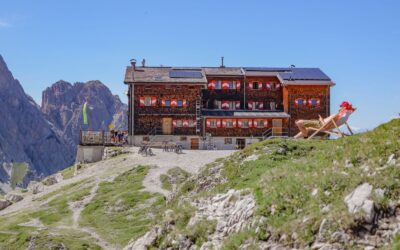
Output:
290,64,296,68
141,58,146,67
220,56,225,68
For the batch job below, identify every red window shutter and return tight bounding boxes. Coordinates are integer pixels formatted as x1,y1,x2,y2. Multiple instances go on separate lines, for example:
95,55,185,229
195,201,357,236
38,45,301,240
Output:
183,120,189,127
161,100,166,107
257,102,264,110
217,119,222,128
249,119,254,128
276,83,281,89
238,120,243,128
206,119,211,128
248,82,253,89
264,119,269,128
248,101,253,110
221,101,229,110
266,83,271,90
183,100,187,107
172,120,177,127
258,82,263,90
208,81,215,90
171,99,177,107
139,97,145,106
222,81,229,90
236,81,241,90
236,101,240,110
222,119,227,128
151,97,157,106
233,119,237,128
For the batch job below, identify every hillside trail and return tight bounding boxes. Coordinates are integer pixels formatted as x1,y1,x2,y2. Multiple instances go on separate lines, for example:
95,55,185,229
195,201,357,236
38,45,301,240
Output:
66,179,115,250
0,147,235,249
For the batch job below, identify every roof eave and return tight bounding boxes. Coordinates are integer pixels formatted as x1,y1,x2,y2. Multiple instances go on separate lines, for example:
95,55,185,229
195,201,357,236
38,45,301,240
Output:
282,80,335,86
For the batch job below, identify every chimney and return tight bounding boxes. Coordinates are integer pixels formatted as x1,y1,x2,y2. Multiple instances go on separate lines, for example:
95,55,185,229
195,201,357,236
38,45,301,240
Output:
130,59,137,70
141,58,146,67
220,56,225,68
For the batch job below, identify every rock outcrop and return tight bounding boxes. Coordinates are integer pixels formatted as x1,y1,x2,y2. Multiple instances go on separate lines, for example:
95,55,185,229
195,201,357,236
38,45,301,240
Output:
344,183,375,223
41,80,128,152
0,55,75,189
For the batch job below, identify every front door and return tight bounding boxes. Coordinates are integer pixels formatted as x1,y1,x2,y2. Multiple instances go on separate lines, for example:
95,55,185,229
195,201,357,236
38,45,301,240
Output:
272,119,282,136
191,138,199,149
236,138,246,149
162,118,172,135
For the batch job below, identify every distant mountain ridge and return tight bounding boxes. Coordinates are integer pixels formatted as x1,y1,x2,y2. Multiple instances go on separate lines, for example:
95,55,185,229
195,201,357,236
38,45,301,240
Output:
0,55,128,192
41,79,128,151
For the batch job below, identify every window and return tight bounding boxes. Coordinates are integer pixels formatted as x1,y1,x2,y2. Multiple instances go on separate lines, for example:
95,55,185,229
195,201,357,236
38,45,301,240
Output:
229,101,236,110
165,100,171,107
177,100,183,107
214,100,221,109
242,120,249,128
229,81,235,90
310,99,320,106
210,120,217,128
269,101,276,111
189,120,196,127
144,97,152,106
256,120,264,128
295,98,305,106
176,120,183,127
180,136,187,141
225,138,232,144
270,82,276,91
252,82,259,90
226,120,234,128
215,81,222,89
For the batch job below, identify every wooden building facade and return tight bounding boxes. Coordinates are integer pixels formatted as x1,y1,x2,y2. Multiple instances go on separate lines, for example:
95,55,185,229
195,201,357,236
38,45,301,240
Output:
124,62,334,149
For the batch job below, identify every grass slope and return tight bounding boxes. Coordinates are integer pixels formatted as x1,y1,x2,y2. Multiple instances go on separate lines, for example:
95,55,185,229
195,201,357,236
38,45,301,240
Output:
166,119,400,249
80,166,166,248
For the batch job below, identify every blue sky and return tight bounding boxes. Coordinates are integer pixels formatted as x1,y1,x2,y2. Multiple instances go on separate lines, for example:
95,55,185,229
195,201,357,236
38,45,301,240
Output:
0,0,399,130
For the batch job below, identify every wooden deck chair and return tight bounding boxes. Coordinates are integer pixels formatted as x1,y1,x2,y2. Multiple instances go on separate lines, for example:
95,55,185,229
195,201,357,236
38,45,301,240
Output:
305,109,356,140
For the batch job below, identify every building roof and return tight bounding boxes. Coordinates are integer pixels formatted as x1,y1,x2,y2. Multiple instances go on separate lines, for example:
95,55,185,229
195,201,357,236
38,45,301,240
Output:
125,65,333,85
201,109,290,118
124,67,207,84
203,67,243,76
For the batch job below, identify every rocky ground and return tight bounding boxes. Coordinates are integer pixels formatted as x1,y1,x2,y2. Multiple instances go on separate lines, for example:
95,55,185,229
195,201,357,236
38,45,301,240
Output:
1,119,400,250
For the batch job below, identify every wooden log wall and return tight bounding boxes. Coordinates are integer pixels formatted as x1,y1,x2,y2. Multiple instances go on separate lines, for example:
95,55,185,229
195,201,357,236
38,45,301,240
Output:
287,85,330,136
245,76,284,110
204,77,243,109
134,84,203,135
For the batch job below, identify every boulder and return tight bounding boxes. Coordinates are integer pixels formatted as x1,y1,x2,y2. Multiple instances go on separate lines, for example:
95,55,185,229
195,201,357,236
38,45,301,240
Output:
42,173,63,186
28,181,45,194
123,226,162,250
0,199,11,210
344,183,375,223
5,193,23,203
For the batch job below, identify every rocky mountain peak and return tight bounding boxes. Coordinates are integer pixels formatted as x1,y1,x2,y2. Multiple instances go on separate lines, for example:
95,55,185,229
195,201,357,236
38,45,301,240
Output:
0,55,75,190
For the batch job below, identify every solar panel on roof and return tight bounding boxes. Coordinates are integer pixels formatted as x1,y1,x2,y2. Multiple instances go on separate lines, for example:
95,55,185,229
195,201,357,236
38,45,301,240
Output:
169,71,203,78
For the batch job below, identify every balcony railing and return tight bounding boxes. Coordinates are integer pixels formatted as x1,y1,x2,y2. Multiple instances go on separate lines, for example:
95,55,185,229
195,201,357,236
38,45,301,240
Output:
80,130,127,146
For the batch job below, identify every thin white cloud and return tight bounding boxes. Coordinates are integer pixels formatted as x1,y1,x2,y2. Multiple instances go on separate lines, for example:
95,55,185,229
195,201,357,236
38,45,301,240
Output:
0,20,10,28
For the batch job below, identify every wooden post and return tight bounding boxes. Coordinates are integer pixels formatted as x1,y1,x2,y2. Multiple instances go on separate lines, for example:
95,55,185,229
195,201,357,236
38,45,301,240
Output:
332,120,344,137
344,122,354,135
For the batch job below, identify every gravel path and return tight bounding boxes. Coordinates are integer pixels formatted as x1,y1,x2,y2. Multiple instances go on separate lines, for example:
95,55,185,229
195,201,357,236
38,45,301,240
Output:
1,147,234,215
140,148,234,196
